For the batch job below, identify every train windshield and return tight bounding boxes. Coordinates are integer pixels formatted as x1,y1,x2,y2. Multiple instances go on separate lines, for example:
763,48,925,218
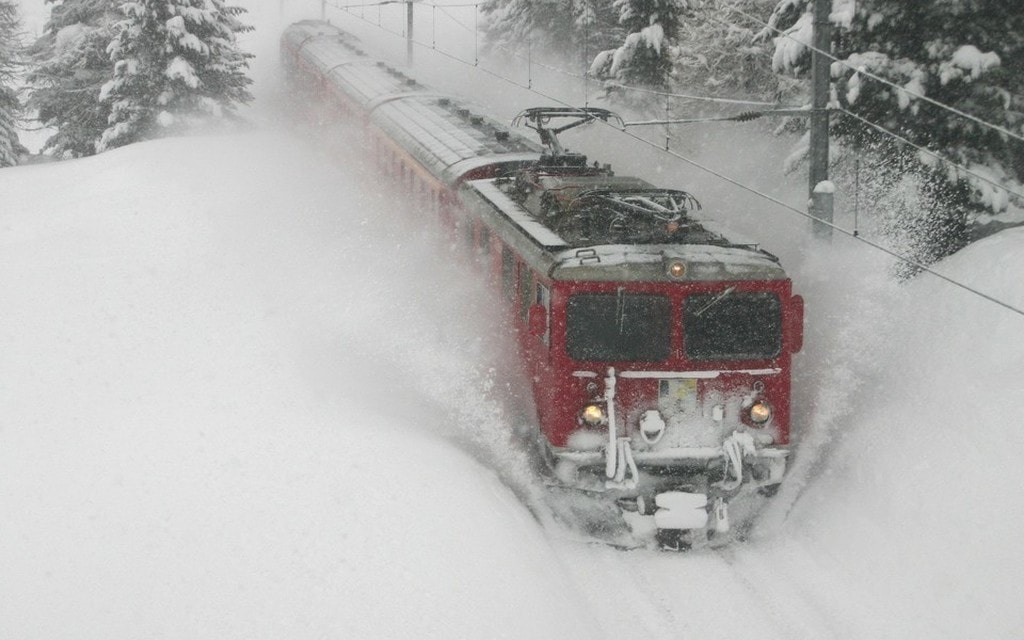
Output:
684,291,782,360
566,292,671,361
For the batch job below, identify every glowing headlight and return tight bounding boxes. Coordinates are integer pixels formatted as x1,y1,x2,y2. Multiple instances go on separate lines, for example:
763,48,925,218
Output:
580,404,607,427
749,400,773,425
666,261,687,279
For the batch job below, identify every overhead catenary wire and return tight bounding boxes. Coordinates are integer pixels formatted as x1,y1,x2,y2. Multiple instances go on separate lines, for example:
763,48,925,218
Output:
337,0,779,109
836,106,1024,205
641,103,1024,205
429,0,1024,208
691,9,1024,224
339,0,1024,136
321,3,1024,320
718,4,1024,148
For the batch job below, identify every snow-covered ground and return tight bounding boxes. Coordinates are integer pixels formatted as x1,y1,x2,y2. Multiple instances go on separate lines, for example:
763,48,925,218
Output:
5,0,1024,637
0,132,604,638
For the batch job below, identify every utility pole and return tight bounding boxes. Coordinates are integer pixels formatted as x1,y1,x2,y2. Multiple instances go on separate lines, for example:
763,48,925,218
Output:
809,0,833,240
406,0,414,66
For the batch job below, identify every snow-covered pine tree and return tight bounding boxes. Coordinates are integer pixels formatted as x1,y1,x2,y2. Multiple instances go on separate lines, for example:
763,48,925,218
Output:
591,0,687,89
97,0,253,152
760,0,1024,266
0,0,25,167
672,0,779,100
481,0,619,66
27,0,120,158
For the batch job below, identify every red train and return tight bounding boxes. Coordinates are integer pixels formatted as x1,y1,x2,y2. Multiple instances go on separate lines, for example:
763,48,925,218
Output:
281,20,804,546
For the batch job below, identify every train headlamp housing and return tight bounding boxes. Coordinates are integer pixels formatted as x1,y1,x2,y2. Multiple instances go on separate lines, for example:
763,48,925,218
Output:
579,403,608,427
666,260,687,280
748,400,773,425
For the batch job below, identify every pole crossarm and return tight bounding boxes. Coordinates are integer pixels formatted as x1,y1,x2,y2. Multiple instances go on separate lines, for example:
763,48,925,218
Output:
621,107,817,128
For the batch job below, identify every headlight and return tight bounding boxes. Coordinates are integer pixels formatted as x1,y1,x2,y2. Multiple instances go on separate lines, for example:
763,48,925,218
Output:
580,403,607,426
749,400,772,425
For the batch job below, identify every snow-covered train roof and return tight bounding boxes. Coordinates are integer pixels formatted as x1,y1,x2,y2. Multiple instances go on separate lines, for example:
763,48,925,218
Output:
371,96,542,184
463,178,786,282
284,22,424,108
283,21,789,284
283,21,542,185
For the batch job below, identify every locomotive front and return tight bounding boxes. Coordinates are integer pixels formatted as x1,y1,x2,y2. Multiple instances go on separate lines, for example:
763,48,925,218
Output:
479,109,805,543
278,24,805,545
537,246,803,538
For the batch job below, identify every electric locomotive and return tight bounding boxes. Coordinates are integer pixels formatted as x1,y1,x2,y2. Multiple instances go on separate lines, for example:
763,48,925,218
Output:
281,20,804,546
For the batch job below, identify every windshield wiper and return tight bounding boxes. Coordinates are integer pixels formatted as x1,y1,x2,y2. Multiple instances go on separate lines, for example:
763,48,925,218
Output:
693,285,736,317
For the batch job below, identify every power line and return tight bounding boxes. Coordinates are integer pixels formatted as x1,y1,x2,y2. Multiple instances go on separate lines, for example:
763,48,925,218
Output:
719,4,1024,147
340,0,780,109
334,0,406,8
344,0,1024,200
708,6,1024,217
319,8,1024,320
420,1,485,7
342,0,1024,140
836,106,1024,205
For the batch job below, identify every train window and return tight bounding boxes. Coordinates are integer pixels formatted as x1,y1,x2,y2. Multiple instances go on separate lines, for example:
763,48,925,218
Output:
477,225,490,257
566,292,671,362
684,292,782,361
502,246,515,301
537,283,550,346
519,266,532,321
419,182,431,214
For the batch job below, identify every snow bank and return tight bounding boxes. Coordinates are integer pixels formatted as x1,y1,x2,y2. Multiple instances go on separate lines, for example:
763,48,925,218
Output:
0,133,598,639
756,228,1024,638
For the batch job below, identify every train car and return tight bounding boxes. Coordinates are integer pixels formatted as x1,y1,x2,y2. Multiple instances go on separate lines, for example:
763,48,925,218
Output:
281,20,804,547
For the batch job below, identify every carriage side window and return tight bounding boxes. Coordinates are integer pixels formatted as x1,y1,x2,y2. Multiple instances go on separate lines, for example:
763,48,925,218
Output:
684,291,782,361
519,265,532,321
477,225,490,257
502,246,515,301
566,292,671,362
537,283,550,346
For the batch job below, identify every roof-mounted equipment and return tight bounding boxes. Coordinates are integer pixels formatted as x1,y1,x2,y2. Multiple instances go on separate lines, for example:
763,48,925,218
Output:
512,107,624,158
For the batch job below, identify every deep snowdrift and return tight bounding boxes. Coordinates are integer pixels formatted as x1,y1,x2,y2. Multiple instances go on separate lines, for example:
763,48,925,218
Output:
3,128,1022,639
0,133,599,639
772,227,1024,638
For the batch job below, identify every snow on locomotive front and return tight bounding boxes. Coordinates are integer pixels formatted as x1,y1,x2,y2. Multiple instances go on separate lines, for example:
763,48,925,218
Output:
460,109,805,541
280,21,804,544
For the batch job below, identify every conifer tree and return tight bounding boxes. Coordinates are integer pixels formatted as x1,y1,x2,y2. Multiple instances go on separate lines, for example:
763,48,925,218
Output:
97,0,253,152
481,0,619,65
0,0,25,167
761,0,1024,264
27,0,119,158
591,0,687,88
672,0,779,100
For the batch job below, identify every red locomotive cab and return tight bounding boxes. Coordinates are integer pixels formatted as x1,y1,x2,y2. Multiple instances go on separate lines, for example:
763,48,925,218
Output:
529,259,800,509
280,23,805,543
